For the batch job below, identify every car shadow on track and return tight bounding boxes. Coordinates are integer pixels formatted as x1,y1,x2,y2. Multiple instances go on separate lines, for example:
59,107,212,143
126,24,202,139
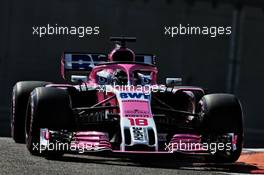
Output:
46,153,261,174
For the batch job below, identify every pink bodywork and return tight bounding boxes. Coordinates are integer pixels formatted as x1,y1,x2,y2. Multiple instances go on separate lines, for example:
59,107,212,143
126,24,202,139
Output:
71,131,112,152
49,53,208,154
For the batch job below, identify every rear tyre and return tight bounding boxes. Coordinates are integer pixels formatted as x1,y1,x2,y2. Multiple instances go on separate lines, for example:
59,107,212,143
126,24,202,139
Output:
11,81,49,143
199,93,243,163
25,87,74,156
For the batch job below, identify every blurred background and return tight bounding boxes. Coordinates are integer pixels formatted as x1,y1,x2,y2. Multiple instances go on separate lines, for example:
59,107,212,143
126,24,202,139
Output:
0,0,263,147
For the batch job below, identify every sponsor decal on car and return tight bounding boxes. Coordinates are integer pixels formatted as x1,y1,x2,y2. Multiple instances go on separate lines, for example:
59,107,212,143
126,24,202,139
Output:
120,92,150,100
125,114,151,118
124,109,152,118
132,127,148,142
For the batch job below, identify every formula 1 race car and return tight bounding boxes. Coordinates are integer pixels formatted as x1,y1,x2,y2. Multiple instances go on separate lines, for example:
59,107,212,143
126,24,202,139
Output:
11,37,243,162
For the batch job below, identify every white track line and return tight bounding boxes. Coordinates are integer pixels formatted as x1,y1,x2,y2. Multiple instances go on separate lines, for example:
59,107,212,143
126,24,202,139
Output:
242,148,264,153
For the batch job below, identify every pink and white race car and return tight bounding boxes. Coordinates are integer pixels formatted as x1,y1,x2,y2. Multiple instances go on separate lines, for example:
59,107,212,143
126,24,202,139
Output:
11,37,243,162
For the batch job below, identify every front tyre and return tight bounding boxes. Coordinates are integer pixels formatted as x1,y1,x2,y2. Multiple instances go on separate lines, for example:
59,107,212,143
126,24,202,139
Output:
199,93,243,162
11,81,49,143
26,87,73,156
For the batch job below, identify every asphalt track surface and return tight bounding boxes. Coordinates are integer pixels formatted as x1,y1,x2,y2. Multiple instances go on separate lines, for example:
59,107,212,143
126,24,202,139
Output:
0,137,263,175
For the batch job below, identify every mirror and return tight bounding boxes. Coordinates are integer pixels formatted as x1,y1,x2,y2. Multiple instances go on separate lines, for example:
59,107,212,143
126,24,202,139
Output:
166,78,182,87
71,75,88,83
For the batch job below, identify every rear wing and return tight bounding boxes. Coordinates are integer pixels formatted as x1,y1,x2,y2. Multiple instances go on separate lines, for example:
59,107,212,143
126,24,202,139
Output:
61,53,108,82
61,52,156,83
135,54,156,65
